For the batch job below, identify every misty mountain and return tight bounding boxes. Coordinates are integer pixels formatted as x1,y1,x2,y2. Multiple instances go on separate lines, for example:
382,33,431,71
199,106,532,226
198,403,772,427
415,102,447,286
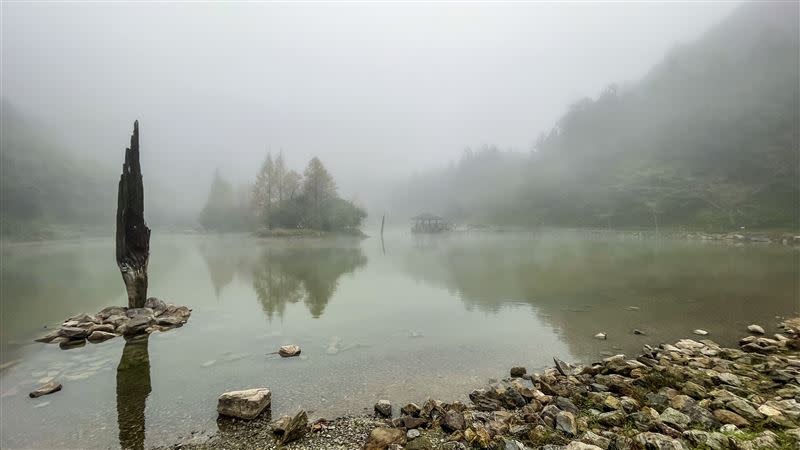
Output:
0,101,191,238
0,100,116,238
397,1,799,229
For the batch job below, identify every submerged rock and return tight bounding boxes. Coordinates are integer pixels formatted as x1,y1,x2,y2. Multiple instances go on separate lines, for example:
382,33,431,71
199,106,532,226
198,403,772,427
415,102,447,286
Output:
217,388,271,419
59,339,86,350
510,367,526,378
594,332,607,340
278,344,301,357
29,380,61,398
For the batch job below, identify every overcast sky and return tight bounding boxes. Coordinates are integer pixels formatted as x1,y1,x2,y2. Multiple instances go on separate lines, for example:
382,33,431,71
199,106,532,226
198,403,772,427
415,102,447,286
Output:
2,1,740,210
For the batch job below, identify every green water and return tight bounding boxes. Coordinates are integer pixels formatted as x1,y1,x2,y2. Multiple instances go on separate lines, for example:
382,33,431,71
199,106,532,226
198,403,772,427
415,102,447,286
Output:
1,231,798,448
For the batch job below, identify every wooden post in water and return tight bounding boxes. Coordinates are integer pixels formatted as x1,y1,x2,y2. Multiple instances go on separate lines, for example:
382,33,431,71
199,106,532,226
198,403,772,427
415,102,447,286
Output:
380,214,386,254
116,121,151,309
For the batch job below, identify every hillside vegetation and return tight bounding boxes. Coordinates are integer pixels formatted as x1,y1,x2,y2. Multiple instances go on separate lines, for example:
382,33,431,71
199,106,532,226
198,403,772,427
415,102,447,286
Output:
397,1,799,230
1,100,115,239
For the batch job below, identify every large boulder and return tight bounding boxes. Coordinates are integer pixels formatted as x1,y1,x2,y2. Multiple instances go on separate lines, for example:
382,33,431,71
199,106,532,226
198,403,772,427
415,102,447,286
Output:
217,388,271,419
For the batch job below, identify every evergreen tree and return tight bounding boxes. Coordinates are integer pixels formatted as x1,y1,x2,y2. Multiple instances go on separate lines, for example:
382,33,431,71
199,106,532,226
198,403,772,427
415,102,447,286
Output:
252,152,274,221
302,157,337,230
200,170,236,231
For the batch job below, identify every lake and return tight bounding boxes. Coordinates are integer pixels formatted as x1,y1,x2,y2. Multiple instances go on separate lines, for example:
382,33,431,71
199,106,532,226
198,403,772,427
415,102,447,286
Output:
1,230,798,449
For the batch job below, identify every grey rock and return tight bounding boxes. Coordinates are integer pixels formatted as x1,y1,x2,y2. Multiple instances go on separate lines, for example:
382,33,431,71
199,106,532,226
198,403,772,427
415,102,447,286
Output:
374,399,392,417
510,366,526,378
29,380,61,398
406,429,420,440
597,410,626,427
726,399,763,422
59,338,86,350
144,297,167,314
442,410,466,432
87,331,117,343
277,410,307,445
401,402,421,417
659,407,691,430
469,388,503,411
278,344,301,357
217,388,271,419
59,327,91,339
565,442,603,450
634,432,687,450
580,430,611,448
118,316,152,335
556,396,579,414
555,411,577,436
34,329,62,343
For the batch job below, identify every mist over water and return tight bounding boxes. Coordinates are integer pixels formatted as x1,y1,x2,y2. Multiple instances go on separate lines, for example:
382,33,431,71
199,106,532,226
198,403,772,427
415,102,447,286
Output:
2,2,799,449
1,232,797,448
1,2,740,216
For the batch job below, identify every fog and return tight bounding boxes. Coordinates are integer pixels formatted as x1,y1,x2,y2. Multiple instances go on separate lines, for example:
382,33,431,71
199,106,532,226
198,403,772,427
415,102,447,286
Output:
2,2,739,216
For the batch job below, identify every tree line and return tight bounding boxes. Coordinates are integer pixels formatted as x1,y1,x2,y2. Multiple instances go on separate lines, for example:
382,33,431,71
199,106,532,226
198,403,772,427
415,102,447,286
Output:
199,153,366,233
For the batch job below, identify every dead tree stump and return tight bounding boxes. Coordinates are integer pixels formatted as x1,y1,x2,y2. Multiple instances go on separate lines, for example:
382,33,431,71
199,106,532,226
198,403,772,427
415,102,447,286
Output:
116,121,151,309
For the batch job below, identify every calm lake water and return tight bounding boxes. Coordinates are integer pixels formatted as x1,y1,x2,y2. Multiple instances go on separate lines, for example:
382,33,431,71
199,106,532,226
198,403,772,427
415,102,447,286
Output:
1,231,798,449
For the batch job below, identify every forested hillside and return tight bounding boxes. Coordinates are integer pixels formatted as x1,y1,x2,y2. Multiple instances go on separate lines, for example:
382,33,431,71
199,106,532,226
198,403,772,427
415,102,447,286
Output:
397,1,799,230
1,101,188,239
1,100,115,238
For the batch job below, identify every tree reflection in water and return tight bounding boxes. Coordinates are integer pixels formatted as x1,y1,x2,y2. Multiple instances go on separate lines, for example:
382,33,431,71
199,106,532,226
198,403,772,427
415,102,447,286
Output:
253,246,367,319
116,335,152,450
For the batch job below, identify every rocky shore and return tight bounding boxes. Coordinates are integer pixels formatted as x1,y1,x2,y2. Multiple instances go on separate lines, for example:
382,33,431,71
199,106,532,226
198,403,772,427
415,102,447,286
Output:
163,318,800,450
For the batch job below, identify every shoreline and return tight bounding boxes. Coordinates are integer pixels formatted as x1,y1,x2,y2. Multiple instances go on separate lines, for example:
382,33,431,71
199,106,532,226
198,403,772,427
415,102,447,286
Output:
161,318,800,450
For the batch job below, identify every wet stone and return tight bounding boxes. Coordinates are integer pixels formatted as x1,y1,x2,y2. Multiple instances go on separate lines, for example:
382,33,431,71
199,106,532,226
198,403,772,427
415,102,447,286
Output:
29,380,61,398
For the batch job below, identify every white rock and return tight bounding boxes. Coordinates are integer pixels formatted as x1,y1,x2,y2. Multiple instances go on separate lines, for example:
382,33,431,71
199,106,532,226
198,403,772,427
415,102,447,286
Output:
594,332,607,340
693,329,709,336
757,404,781,417
406,429,420,439
747,324,765,334
217,388,271,419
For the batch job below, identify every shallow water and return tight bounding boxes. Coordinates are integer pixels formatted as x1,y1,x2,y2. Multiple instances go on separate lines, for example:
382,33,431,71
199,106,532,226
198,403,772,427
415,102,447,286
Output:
1,231,798,449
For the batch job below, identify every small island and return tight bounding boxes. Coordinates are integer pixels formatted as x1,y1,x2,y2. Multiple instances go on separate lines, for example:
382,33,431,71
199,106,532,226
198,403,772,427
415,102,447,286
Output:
199,153,366,237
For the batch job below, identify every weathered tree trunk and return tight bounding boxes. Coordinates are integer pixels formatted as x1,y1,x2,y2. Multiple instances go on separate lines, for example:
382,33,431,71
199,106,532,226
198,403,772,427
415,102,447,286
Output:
116,121,150,309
